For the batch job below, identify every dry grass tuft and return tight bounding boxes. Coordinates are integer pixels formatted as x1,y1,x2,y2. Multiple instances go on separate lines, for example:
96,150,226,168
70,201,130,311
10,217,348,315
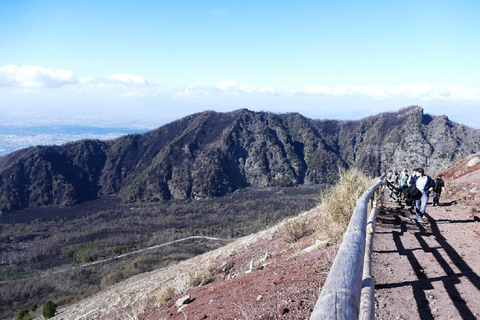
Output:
154,286,175,303
282,216,307,243
316,168,373,241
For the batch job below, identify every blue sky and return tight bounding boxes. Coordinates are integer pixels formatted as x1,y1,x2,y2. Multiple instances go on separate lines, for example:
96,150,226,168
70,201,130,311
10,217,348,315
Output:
1,0,480,129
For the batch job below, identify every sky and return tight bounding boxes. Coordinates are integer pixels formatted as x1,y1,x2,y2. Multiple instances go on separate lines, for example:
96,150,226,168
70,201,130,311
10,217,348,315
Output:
1,0,480,130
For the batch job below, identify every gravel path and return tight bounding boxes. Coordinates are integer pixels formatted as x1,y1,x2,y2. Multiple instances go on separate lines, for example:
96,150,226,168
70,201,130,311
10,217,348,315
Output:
373,191,480,319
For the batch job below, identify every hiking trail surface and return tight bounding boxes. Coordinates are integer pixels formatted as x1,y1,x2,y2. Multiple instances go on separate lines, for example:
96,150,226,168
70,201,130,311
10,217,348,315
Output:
373,153,480,320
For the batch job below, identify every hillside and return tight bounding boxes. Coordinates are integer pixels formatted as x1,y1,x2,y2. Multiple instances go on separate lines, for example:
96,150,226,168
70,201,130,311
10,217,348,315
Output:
1,106,480,213
45,153,480,320
0,186,320,320
37,205,334,319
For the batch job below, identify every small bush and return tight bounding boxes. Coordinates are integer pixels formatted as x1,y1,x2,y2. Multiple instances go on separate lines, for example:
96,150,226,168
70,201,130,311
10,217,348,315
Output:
17,309,30,320
171,270,207,294
316,168,373,241
42,301,57,319
155,286,175,303
282,216,307,243
187,271,206,288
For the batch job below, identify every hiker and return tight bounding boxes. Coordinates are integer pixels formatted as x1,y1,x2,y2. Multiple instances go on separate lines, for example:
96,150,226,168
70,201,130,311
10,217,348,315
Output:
402,168,418,207
408,168,418,186
413,168,435,223
399,169,409,199
391,169,400,185
386,169,400,201
432,173,445,206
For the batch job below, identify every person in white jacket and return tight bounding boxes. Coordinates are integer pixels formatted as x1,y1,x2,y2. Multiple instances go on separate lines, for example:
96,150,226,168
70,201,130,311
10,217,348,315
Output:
414,168,435,223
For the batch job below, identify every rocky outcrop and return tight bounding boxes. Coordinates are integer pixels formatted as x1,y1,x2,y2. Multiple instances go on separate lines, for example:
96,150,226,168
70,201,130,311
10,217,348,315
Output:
0,140,107,211
1,106,479,212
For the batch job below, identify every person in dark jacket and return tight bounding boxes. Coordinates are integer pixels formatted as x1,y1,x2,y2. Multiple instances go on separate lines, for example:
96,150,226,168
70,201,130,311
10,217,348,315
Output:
432,173,445,206
403,168,418,207
414,167,435,223
408,168,418,186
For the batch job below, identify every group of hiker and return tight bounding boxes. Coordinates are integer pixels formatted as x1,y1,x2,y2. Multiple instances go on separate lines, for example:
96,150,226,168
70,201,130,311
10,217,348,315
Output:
386,167,445,224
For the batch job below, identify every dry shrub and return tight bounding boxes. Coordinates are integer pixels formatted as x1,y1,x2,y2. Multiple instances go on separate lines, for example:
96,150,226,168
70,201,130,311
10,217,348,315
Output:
171,270,208,294
282,216,307,243
316,168,373,241
187,271,206,288
155,286,175,303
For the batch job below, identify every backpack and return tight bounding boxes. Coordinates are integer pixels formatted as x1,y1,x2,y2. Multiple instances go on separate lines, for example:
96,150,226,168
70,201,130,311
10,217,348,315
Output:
403,184,422,200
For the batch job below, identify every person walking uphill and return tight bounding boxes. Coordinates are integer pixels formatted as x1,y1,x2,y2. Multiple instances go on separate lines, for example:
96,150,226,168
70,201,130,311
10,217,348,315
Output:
414,168,435,223
433,173,445,206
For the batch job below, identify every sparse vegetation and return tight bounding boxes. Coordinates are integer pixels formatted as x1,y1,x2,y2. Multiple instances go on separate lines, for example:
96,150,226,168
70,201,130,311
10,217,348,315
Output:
187,270,207,288
154,286,175,303
282,216,307,243
62,240,101,263
0,186,319,320
42,300,57,319
316,168,373,240
17,308,30,320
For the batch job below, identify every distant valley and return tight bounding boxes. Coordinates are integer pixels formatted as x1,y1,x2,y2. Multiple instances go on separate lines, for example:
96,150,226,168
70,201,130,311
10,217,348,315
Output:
0,125,147,156
0,185,319,319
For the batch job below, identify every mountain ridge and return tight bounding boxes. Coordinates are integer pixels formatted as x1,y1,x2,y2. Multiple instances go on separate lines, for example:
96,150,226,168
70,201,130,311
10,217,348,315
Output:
1,106,479,213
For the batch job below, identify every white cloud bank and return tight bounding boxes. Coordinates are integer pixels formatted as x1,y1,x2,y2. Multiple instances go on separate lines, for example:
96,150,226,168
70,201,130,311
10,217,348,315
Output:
1,64,480,103
290,84,480,102
0,64,76,88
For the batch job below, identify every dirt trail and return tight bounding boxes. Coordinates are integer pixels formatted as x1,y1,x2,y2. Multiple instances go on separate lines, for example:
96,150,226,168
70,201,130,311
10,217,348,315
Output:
372,195,480,319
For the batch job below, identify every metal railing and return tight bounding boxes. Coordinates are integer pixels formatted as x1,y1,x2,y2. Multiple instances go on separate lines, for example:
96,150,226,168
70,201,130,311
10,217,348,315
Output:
310,175,385,320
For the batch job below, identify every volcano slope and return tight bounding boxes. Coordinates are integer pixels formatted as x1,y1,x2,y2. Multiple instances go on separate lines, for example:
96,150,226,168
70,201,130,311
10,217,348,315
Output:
42,205,338,320
41,152,480,320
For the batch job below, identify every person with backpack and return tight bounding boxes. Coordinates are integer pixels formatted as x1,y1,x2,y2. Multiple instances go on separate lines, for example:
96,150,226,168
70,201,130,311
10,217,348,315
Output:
432,173,445,206
413,167,435,223
402,168,418,207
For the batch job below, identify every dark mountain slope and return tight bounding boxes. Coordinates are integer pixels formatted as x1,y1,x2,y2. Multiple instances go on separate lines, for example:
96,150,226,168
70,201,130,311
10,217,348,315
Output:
0,140,107,211
1,106,479,213
100,110,347,203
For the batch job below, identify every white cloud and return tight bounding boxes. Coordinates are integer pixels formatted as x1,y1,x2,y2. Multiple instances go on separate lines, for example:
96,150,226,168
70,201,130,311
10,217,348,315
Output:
108,73,148,85
216,80,236,90
290,84,480,102
79,76,95,84
2,65,480,104
0,64,76,88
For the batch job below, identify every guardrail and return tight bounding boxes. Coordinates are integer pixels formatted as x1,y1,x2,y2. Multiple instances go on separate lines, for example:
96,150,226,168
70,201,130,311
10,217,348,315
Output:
310,175,385,320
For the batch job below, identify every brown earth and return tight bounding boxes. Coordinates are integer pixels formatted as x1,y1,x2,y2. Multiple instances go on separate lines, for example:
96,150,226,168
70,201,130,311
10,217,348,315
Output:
47,153,480,320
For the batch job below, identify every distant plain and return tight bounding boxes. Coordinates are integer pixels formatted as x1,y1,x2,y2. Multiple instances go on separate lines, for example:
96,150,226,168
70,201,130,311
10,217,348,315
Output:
0,126,147,156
